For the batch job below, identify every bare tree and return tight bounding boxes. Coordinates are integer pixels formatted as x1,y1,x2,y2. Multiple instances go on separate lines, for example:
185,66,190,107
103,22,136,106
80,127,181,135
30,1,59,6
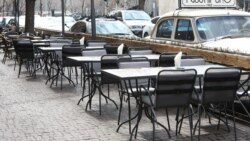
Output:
47,0,52,15
138,0,145,10
25,0,36,33
5,0,12,16
19,0,25,15
39,0,43,16
80,0,85,16
2,0,6,17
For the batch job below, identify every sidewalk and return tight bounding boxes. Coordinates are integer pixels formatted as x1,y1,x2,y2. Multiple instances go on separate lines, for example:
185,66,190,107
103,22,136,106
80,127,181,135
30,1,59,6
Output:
0,53,250,141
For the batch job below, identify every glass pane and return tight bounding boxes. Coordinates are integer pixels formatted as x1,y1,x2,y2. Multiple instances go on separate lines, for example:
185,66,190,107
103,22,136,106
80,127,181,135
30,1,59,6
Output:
175,19,194,41
196,16,250,41
156,19,174,38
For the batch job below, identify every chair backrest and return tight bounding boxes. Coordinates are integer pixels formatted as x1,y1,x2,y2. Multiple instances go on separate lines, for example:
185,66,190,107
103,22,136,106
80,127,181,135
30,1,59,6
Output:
87,40,107,47
81,49,107,73
101,54,131,84
50,38,73,61
104,43,128,54
202,67,241,104
155,69,197,108
158,53,178,67
72,39,80,45
62,45,83,67
181,58,205,66
129,49,153,55
119,58,151,90
13,38,34,60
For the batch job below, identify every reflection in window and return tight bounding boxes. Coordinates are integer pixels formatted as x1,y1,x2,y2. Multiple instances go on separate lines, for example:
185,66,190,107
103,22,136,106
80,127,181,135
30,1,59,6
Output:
175,19,194,41
124,11,151,20
196,16,250,40
156,19,174,38
95,21,132,35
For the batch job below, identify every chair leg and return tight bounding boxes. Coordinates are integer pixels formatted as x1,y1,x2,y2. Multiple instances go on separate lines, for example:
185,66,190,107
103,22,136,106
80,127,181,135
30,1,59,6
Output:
75,66,78,84
198,104,202,141
178,108,186,134
118,92,124,125
232,102,237,141
217,108,222,130
152,116,155,141
18,61,22,78
188,105,193,141
165,108,171,131
175,107,180,135
130,100,143,140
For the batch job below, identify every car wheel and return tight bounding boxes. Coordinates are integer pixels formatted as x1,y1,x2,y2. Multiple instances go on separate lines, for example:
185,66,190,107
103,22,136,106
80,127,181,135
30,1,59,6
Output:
144,32,149,38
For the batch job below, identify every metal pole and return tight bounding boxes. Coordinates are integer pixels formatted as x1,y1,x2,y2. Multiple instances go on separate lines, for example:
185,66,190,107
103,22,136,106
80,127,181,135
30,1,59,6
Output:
17,0,19,33
244,0,246,11
61,0,65,36
3,0,5,17
91,0,96,40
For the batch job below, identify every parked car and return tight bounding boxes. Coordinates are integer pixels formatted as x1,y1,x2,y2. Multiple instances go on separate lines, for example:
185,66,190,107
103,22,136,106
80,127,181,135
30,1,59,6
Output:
142,16,160,38
108,10,151,37
69,18,136,38
150,9,250,55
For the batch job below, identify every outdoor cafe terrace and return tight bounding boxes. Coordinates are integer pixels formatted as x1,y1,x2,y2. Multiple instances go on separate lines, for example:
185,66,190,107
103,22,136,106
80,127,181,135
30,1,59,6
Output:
0,33,250,141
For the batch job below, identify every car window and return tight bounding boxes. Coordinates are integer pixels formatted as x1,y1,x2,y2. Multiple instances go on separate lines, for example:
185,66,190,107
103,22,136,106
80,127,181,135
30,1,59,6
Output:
95,21,132,35
175,19,194,41
156,19,174,38
196,16,250,40
124,11,151,20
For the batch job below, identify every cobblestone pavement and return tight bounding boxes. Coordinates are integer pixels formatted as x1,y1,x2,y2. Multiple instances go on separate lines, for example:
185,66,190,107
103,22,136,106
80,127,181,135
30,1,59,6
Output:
1,53,250,141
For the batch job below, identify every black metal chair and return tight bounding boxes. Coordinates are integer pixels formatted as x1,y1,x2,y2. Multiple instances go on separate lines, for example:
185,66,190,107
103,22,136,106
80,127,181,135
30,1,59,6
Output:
158,52,187,67
117,57,153,132
104,43,128,54
191,67,241,141
60,45,83,89
130,69,197,141
13,38,37,78
45,37,73,88
79,48,110,114
1,35,14,64
80,48,107,84
101,54,131,96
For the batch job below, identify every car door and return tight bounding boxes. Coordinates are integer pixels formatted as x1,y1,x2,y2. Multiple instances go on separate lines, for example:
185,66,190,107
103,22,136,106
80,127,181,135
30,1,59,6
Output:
153,18,175,40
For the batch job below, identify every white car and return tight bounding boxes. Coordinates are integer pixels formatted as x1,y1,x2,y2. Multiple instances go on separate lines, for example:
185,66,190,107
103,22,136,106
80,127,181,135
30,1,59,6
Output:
108,10,151,37
151,9,250,55
142,16,160,38
69,18,136,38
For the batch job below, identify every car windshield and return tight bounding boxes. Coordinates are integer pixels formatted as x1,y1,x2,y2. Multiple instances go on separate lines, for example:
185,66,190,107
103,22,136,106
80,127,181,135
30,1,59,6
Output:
96,21,133,35
196,16,250,41
124,11,151,20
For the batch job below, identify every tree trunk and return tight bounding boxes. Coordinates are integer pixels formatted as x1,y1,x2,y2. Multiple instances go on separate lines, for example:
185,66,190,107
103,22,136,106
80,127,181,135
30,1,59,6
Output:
25,0,35,33
138,0,145,10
